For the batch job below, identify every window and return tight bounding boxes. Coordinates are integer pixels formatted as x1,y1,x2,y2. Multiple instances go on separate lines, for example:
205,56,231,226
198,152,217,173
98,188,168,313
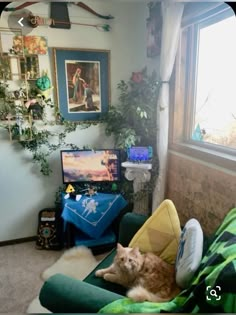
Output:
170,4,236,170
191,12,236,150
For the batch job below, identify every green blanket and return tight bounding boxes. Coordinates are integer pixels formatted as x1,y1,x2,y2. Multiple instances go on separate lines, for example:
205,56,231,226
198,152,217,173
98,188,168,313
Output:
100,208,236,313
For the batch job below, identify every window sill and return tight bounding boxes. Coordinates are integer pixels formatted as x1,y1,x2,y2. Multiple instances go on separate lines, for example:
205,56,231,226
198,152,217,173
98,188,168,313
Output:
169,142,236,172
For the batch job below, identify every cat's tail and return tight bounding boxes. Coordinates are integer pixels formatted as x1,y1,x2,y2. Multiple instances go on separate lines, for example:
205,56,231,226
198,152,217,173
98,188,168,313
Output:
127,285,179,303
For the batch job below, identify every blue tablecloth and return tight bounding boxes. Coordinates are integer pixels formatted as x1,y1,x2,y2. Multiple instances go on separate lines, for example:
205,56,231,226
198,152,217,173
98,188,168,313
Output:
62,193,127,239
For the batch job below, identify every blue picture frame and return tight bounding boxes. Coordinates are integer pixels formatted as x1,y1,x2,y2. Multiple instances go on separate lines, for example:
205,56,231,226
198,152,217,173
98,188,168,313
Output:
53,48,110,121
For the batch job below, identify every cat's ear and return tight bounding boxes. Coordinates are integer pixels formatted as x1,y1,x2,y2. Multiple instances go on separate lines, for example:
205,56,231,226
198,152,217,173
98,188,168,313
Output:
131,246,140,254
117,243,124,251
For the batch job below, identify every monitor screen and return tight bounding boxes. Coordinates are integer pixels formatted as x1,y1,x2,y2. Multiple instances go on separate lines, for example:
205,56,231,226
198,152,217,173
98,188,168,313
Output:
60,149,121,184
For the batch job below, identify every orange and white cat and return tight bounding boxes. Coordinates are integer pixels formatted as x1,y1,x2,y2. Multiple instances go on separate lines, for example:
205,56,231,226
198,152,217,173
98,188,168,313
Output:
95,243,180,302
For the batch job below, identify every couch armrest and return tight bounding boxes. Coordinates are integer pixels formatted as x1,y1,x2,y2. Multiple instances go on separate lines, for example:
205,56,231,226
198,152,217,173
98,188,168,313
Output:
118,212,148,246
39,273,123,313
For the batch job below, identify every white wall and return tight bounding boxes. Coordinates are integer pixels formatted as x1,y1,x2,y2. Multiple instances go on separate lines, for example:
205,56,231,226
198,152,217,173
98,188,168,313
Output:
0,1,150,241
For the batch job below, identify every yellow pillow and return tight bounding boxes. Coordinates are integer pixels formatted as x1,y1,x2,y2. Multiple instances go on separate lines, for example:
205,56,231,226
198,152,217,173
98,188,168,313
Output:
129,199,181,264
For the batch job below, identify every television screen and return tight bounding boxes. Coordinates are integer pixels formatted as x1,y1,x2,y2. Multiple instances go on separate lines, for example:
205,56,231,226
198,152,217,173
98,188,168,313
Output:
61,149,121,183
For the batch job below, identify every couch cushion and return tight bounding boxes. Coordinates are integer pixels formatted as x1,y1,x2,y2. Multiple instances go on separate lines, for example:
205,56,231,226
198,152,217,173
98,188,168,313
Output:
175,218,203,288
84,249,127,296
129,199,181,264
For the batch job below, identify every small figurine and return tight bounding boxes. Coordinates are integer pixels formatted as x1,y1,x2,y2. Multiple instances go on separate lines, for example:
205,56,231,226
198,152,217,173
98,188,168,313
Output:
64,184,75,199
85,186,97,197
36,94,47,107
25,94,47,120
64,184,82,201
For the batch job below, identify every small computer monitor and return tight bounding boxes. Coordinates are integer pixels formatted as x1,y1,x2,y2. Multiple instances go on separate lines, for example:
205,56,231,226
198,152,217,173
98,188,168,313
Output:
60,149,121,184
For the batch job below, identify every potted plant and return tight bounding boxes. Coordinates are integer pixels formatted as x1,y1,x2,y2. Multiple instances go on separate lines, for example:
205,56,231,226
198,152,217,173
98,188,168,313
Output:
101,67,160,205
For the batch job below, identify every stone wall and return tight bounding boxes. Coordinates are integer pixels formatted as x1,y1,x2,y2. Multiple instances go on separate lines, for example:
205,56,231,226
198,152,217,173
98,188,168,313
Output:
166,152,236,236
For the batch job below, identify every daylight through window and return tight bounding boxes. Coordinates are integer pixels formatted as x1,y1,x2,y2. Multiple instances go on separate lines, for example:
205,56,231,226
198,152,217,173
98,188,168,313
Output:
192,12,236,150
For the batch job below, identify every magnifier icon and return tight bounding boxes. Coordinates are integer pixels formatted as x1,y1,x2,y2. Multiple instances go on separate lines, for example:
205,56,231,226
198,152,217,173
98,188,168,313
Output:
206,286,221,301
210,289,217,297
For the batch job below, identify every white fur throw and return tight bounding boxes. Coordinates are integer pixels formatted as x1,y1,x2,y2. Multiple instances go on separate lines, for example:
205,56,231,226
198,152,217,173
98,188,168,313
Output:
27,246,100,313
41,246,99,281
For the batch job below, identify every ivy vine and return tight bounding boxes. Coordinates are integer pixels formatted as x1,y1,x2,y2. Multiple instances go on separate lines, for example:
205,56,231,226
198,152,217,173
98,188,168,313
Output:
0,79,95,175
1,67,160,202
1,117,95,175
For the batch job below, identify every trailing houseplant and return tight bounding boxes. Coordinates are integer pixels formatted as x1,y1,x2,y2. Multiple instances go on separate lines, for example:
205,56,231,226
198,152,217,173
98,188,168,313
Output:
0,79,94,175
4,116,95,176
0,81,15,119
1,67,160,205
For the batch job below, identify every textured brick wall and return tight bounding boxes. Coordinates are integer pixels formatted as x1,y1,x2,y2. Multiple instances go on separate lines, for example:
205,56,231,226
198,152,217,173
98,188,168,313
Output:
166,152,236,236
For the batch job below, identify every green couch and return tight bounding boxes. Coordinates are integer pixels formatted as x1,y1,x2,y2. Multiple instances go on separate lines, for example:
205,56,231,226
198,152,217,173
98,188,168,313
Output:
39,212,147,313
39,208,236,313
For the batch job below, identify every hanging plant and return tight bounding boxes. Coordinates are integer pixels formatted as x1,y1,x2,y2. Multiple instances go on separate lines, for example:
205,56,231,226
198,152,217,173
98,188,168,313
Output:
16,115,95,175
0,78,94,175
0,81,15,120
0,116,93,175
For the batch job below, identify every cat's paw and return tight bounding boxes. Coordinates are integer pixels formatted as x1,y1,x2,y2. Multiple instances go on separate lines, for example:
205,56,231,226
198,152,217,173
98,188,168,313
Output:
103,273,112,281
127,286,148,302
95,269,104,277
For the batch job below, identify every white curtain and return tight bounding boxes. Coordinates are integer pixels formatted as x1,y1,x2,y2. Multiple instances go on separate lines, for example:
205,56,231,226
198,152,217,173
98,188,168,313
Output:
152,1,184,211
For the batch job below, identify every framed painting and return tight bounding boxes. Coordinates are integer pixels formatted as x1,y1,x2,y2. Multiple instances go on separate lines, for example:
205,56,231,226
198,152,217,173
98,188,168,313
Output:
0,28,23,55
24,36,48,55
53,48,110,121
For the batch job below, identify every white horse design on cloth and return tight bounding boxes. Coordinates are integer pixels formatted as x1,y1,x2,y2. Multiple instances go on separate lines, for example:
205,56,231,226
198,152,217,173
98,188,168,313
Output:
82,198,98,217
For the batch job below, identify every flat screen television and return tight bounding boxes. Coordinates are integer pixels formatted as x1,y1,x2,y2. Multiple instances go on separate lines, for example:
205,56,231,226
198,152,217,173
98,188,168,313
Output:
60,149,121,184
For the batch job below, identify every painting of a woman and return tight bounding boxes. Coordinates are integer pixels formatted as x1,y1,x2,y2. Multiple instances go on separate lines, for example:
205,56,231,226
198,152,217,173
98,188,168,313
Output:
65,60,101,113
72,67,85,103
